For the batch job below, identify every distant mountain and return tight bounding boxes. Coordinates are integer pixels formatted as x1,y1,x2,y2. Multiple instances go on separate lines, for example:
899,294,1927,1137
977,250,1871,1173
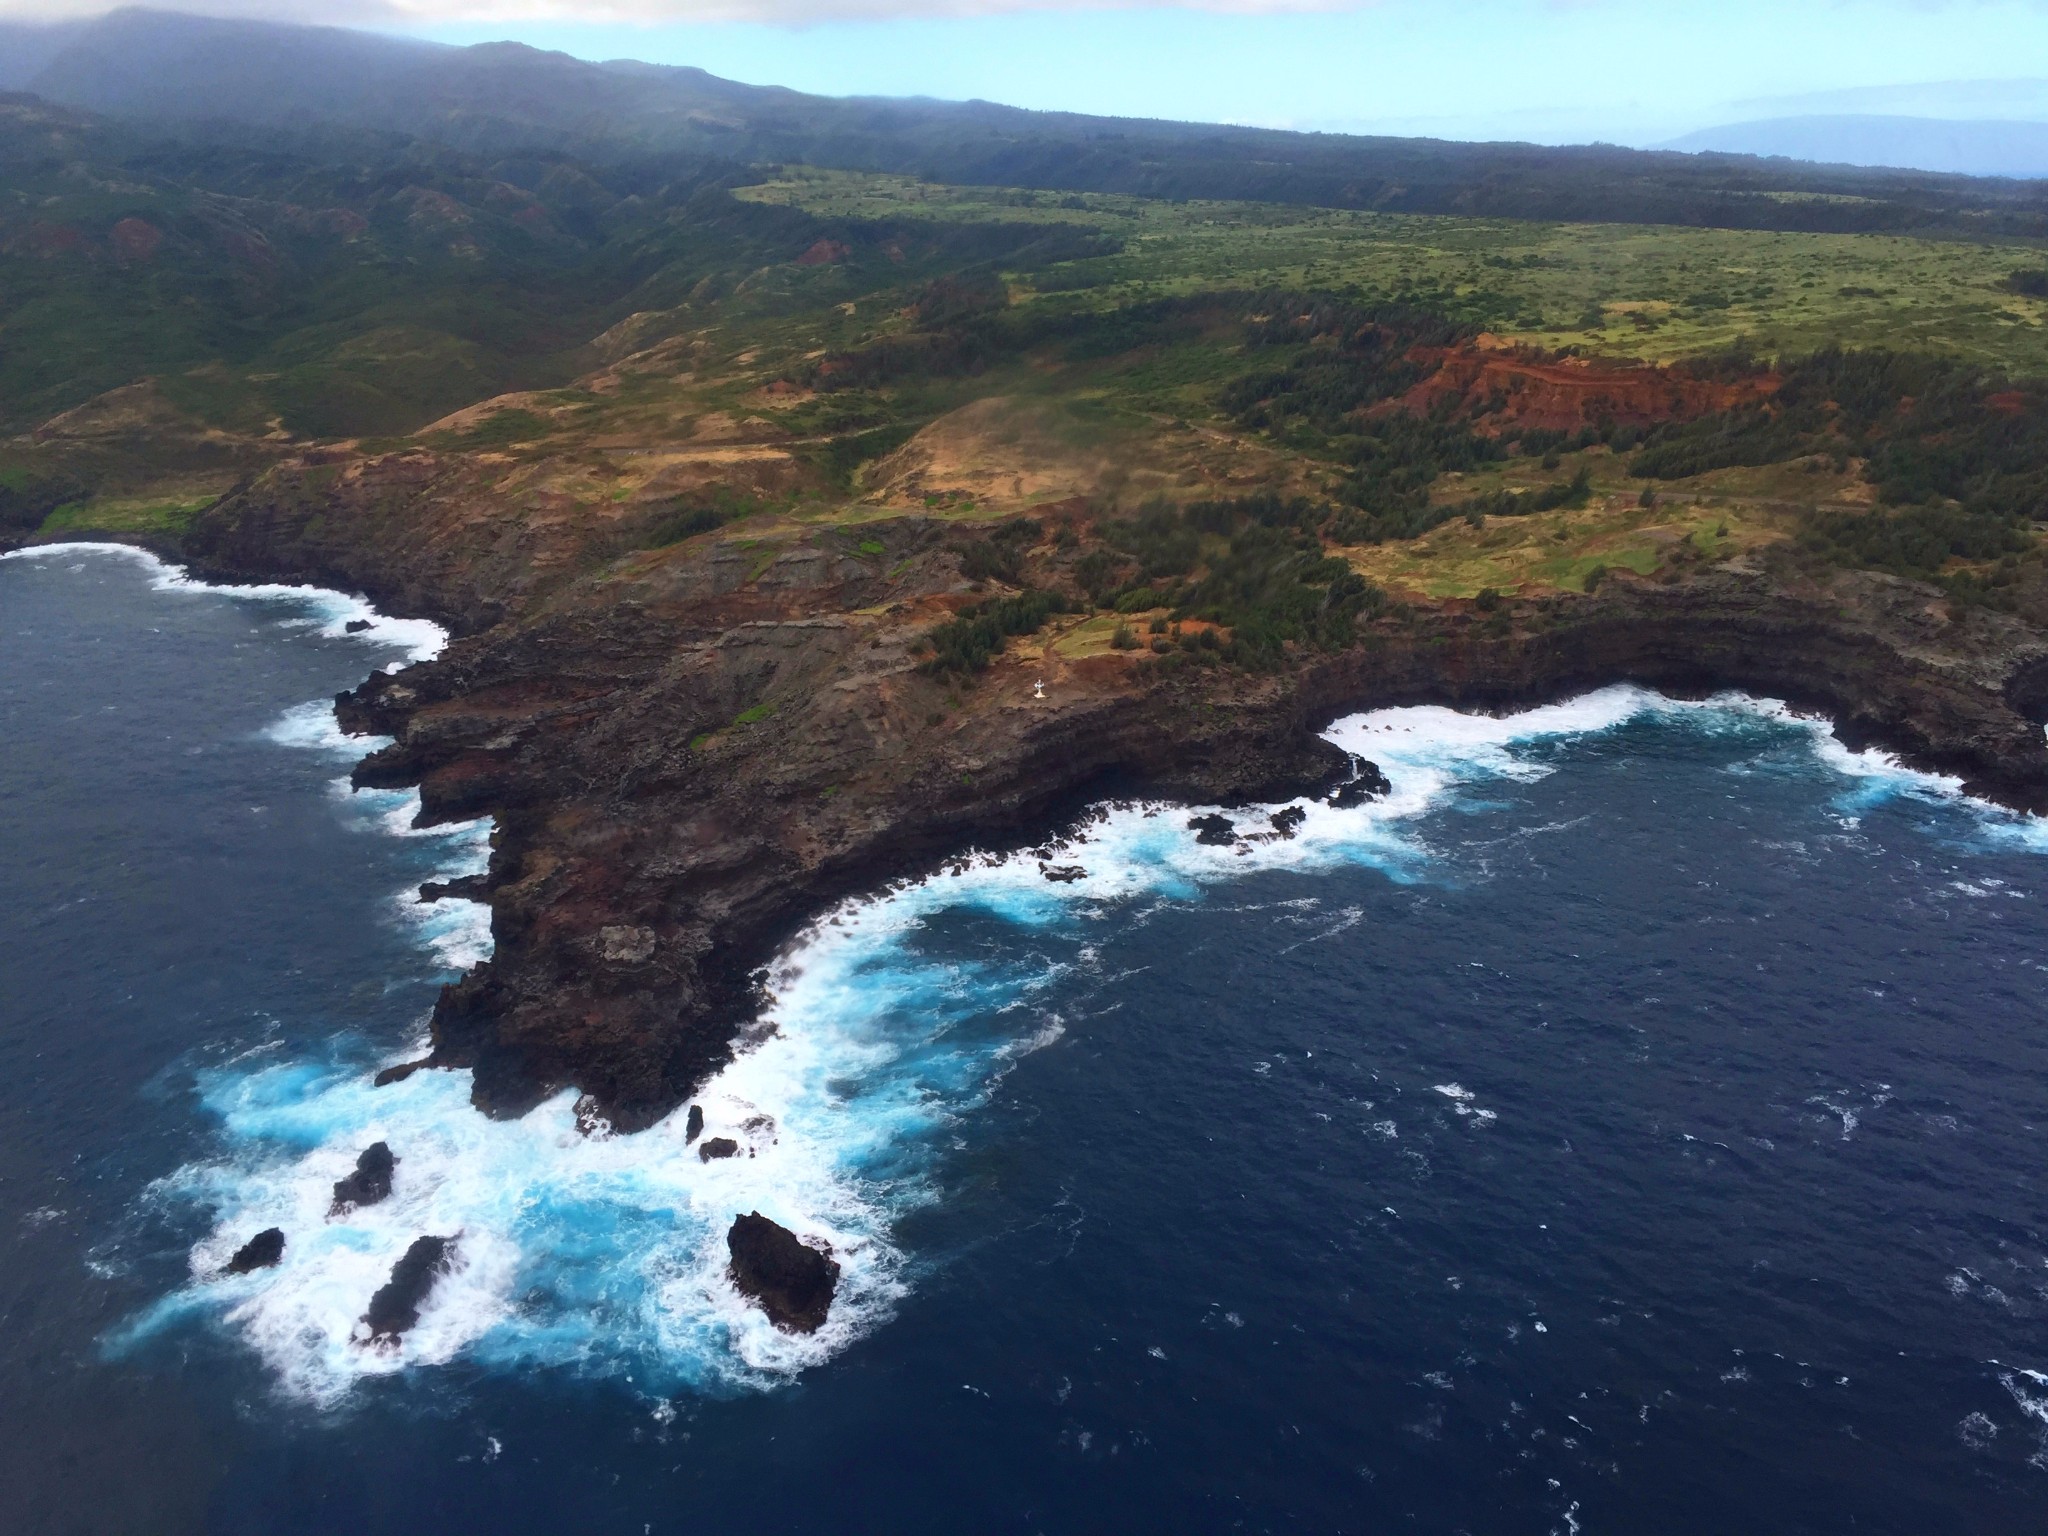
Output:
3,8,2048,239
1723,80,2048,124
1664,115,2048,180
0,8,843,148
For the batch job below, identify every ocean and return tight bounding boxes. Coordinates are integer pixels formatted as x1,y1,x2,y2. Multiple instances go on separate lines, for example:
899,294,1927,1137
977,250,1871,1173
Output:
4,542,2047,1534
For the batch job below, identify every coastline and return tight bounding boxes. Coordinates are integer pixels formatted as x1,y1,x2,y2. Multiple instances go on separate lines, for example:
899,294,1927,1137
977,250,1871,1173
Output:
15,524,2048,1135
14,538,2047,1403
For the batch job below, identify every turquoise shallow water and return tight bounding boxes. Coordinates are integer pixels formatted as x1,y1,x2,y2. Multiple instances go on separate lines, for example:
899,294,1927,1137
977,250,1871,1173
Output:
6,543,2048,1534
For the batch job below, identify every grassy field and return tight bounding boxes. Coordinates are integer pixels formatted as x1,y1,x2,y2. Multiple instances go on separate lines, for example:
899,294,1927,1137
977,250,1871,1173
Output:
36,490,224,539
15,156,2043,632
740,169,2048,372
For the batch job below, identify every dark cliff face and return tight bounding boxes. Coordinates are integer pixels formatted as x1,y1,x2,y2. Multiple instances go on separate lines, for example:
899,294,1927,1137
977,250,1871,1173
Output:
177,475,2048,1132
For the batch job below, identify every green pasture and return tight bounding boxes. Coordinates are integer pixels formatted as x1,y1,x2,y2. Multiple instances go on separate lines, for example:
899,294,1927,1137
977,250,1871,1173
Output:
740,169,2048,373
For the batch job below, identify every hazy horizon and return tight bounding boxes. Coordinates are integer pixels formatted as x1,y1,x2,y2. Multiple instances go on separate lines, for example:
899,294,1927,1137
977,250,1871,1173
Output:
5,1,2048,154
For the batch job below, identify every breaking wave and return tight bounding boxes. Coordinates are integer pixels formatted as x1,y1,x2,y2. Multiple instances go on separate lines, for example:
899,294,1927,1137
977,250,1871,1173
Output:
91,566,2039,1410
1,541,446,664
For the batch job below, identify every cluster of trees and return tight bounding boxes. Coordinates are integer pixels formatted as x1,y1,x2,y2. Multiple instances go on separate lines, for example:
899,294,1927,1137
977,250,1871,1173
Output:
954,517,1042,583
1091,494,1387,667
1219,299,1511,536
1799,503,2031,582
920,589,1073,676
1215,295,2048,602
1626,348,2047,590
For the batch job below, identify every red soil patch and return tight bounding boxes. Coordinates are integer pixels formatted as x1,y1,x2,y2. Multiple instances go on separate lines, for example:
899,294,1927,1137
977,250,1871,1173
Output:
403,188,472,227
1986,390,2030,417
1390,346,1777,434
795,239,852,267
5,222,87,258
109,217,162,263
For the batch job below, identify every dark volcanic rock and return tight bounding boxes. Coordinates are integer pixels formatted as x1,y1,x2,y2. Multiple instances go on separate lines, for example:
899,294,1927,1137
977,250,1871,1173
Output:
1328,759,1393,808
179,468,2048,1135
360,1235,455,1344
374,1059,429,1087
727,1211,839,1333
225,1227,285,1274
685,1104,704,1143
698,1136,739,1162
1040,863,1087,883
329,1141,397,1215
1270,805,1307,836
418,874,489,903
1188,813,1237,846
344,618,374,633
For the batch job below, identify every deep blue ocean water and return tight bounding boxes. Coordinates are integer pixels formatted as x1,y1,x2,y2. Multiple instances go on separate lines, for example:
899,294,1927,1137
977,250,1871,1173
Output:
6,543,2048,1535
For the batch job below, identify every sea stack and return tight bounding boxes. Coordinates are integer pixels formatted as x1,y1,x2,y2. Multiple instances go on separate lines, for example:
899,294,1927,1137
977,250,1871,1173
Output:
1328,760,1393,808
360,1235,456,1344
330,1141,397,1214
727,1212,839,1333
224,1227,285,1274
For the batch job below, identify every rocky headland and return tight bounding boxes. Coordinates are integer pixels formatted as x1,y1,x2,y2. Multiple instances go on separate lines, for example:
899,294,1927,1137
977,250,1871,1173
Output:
74,444,2036,1141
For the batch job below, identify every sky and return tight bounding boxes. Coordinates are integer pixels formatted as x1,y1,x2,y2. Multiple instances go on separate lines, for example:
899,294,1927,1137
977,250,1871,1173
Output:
10,0,2048,145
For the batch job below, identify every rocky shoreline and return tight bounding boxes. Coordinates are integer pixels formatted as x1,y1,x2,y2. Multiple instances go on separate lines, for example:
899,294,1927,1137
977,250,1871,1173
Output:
13,496,2048,1137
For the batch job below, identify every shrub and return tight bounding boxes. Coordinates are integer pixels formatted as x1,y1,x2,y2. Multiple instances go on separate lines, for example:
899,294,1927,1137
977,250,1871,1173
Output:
921,589,1073,676
1799,503,2031,582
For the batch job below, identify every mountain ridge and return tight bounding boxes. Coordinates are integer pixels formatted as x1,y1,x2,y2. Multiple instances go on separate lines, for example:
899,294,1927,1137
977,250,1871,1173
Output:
1664,114,2048,181
4,6,2046,242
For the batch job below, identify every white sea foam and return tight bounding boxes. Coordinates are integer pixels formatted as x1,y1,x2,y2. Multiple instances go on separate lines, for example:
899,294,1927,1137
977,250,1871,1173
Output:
264,703,494,973
2,541,447,663
1433,1083,1498,1126
105,601,2048,1405
126,883,1067,1405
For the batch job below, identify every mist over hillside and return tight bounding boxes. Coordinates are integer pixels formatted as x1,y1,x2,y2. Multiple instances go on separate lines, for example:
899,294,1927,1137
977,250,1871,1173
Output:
3,7,2046,238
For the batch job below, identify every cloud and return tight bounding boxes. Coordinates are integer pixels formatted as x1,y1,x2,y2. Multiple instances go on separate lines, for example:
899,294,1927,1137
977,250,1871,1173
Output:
10,0,1386,25
6,0,2043,41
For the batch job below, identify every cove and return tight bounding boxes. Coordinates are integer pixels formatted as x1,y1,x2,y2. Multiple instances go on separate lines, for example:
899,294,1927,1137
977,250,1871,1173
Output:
5,544,2048,1533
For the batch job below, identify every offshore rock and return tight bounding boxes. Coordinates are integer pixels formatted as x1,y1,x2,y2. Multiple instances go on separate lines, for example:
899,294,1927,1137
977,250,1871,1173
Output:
698,1136,739,1162
1040,863,1087,883
329,1142,396,1215
685,1104,705,1144
418,873,489,903
360,1235,455,1345
224,1228,285,1275
373,1058,429,1087
1188,813,1237,846
727,1211,839,1333
1270,805,1307,836
1328,760,1393,808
